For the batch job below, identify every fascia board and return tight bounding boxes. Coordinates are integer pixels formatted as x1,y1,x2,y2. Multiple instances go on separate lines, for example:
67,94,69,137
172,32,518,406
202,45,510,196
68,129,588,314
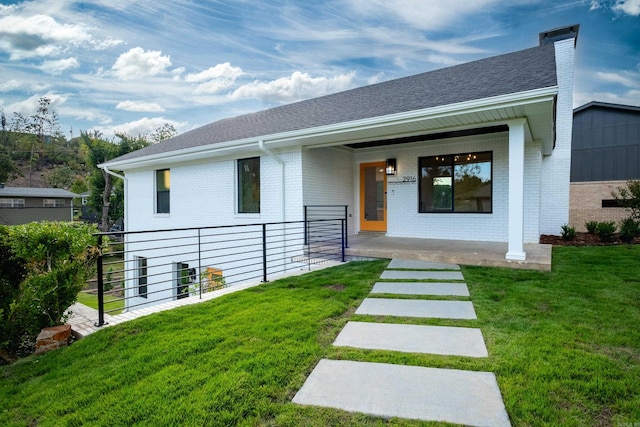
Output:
102,86,558,171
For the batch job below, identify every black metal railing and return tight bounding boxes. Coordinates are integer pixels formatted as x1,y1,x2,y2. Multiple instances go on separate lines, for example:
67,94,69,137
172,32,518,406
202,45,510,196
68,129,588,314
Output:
304,205,348,248
91,218,346,326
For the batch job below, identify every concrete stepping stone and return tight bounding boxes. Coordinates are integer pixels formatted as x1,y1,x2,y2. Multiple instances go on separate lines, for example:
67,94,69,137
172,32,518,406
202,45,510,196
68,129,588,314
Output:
388,259,460,270
355,298,476,319
371,281,469,296
334,321,488,357
380,270,464,281
293,359,511,427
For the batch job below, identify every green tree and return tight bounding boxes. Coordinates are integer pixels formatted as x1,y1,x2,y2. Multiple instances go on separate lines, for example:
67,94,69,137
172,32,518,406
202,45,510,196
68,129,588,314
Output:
83,132,149,231
149,122,177,143
47,164,74,188
9,97,62,186
0,222,98,360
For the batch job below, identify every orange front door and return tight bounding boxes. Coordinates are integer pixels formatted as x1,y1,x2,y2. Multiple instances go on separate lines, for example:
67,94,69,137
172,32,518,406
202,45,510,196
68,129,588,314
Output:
359,162,387,232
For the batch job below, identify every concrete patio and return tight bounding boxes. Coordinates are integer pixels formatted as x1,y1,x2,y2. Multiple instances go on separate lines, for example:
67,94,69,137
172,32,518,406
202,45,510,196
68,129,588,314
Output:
346,233,552,271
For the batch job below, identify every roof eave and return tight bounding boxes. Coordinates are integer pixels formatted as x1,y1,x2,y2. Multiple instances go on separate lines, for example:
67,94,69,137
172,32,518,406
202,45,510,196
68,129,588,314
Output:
102,86,558,171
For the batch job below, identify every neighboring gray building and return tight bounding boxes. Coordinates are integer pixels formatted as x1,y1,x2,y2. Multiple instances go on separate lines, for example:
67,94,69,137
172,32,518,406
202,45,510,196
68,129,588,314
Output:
0,186,78,225
570,101,640,230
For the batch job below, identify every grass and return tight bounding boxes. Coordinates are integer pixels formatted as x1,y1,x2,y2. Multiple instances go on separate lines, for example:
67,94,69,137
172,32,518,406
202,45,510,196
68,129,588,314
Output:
1,247,640,426
76,291,125,315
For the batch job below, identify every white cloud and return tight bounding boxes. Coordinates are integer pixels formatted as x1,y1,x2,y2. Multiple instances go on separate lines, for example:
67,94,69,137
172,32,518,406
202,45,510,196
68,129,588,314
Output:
185,62,244,94
111,47,172,80
230,71,356,103
613,0,640,15
116,100,165,112
98,117,187,139
6,92,69,116
0,79,23,92
367,72,386,85
596,71,639,88
347,0,497,31
0,6,122,60
40,57,79,74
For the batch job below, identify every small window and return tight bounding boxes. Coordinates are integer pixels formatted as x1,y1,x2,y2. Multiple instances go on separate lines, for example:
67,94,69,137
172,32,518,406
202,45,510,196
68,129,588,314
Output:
43,199,65,207
419,151,492,213
237,157,260,213
0,199,25,208
136,257,148,298
602,199,623,208
156,169,170,214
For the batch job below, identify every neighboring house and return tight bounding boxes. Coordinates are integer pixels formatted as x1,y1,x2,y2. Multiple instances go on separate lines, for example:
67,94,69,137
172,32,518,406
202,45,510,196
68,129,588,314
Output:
570,101,640,230
102,25,578,310
0,185,78,225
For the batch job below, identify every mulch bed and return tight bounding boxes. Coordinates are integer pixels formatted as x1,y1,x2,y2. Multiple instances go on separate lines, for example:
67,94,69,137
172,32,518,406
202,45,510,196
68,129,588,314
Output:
540,232,640,246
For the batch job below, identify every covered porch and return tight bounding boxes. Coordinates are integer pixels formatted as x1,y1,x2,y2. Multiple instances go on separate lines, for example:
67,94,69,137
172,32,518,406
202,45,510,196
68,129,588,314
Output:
346,233,552,271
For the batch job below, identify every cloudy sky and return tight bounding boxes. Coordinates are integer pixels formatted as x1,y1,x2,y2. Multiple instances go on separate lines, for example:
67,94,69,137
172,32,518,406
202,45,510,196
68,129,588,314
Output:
0,0,638,139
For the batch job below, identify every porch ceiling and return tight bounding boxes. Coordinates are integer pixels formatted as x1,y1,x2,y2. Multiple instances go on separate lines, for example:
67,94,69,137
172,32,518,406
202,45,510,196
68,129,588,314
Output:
274,95,555,155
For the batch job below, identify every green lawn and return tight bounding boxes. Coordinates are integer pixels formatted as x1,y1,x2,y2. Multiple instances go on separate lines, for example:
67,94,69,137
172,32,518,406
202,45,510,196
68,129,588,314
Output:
76,291,125,315
1,248,639,426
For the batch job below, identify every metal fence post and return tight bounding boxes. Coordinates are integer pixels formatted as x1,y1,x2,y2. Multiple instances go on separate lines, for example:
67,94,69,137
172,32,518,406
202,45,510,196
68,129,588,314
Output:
344,205,349,248
198,229,202,299
95,234,105,327
341,219,346,262
303,205,308,246
262,223,268,283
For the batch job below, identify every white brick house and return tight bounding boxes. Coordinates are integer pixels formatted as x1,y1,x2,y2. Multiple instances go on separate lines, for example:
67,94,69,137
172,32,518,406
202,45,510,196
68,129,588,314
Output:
102,26,578,309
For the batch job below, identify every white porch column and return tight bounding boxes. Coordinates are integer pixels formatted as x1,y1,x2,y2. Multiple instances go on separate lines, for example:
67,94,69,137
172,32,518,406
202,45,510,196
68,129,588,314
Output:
506,119,526,261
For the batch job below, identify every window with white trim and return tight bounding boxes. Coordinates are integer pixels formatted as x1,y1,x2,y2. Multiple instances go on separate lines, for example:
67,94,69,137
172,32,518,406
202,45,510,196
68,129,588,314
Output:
0,198,25,208
43,199,65,207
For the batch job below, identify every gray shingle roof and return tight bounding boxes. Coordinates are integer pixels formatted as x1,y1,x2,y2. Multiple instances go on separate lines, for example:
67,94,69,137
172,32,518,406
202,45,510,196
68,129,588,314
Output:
0,187,79,198
112,42,557,164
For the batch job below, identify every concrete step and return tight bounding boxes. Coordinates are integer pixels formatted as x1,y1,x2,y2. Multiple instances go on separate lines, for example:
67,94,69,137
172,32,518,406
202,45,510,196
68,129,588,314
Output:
293,359,511,426
371,281,469,296
334,321,488,357
380,270,464,281
355,298,477,319
387,259,460,270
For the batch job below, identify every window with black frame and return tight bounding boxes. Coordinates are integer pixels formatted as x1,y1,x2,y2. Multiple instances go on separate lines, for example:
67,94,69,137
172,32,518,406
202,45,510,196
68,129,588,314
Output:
155,169,170,214
237,157,260,213
419,151,492,213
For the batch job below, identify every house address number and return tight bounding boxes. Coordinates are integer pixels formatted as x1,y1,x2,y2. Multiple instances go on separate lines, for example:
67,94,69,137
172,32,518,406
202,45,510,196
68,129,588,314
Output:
388,176,417,185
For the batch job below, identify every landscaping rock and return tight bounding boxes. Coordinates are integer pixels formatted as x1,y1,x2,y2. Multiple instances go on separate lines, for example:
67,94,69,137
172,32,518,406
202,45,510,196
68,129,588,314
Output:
34,325,71,355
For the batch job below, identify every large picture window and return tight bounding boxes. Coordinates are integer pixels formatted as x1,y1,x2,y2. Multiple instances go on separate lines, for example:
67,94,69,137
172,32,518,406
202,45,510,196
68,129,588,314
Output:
156,169,170,214
237,157,260,213
419,151,492,213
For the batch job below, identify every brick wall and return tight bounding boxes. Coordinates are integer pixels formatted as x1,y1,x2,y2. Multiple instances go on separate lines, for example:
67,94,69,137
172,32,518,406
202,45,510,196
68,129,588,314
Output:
569,180,629,231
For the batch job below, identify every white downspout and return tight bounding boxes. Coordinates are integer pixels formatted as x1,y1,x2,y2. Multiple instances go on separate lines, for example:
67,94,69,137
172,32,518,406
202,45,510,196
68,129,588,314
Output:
101,165,129,312
257,140,285,223
258,139,288,272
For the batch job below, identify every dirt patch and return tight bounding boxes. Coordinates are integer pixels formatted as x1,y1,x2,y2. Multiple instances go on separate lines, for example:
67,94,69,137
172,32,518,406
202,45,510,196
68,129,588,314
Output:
323,284,346,291
540,232,640,246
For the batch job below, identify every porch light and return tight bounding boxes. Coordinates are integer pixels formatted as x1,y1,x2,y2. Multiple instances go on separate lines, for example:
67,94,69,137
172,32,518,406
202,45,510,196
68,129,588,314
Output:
385,158,397,175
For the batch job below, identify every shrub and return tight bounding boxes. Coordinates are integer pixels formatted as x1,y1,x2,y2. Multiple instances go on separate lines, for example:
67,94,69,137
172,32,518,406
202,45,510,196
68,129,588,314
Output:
0,222,99,360
612,180,640,221
585,221,599,234
619,217,639,244
596,221,616,243
560,224,576,241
